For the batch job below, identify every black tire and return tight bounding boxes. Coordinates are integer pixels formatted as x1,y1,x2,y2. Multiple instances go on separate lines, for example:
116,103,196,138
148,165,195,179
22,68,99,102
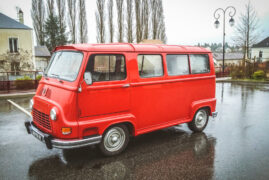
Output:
99,124,129,156
188,108,209,132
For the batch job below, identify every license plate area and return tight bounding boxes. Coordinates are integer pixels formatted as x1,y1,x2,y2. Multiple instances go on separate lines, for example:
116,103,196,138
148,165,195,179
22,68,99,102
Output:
32,129,44,142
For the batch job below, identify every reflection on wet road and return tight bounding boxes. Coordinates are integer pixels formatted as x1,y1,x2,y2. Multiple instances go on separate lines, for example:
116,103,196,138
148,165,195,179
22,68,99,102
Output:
0,82,269,180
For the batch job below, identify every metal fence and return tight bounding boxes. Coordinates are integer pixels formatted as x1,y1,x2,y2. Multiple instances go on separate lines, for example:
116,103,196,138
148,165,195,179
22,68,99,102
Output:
215,67,230,78
0,71,42,92
215,71,230,78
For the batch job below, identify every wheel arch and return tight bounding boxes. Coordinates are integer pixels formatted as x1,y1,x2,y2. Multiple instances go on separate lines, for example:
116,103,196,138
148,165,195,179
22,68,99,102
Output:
190,98,216,120
100,121,136,136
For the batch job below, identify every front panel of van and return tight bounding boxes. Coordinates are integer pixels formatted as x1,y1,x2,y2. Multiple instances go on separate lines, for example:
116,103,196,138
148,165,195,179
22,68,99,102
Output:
32,50,85,139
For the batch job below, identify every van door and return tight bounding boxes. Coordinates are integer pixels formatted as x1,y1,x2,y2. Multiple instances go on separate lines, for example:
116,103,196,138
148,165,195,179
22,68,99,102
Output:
78,54,130,118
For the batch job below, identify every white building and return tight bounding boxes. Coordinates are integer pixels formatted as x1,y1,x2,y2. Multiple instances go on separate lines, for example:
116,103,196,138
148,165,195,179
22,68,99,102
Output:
213,52,244,67
251,37,269,62
34,46,50,71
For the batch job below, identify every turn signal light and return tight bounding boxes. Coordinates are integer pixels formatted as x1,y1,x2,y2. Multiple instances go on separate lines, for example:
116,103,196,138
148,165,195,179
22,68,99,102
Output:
62,127,72,135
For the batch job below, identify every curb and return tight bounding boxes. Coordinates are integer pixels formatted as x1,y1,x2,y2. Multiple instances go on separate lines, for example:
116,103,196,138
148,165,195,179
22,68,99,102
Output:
216,80,269,84
0,92,35,100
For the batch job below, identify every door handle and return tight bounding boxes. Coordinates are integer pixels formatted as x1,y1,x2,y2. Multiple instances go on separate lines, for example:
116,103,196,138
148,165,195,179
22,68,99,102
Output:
122,84,130,88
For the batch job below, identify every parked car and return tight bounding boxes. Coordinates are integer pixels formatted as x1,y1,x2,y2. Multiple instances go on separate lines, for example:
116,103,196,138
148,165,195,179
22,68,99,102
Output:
25,43,217,156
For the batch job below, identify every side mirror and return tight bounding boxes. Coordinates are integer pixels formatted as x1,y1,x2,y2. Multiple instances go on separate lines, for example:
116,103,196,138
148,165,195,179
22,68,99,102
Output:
84,72,92,85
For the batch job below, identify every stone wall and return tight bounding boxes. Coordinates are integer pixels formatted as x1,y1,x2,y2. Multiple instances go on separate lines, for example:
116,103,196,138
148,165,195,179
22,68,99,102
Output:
0,49,33,72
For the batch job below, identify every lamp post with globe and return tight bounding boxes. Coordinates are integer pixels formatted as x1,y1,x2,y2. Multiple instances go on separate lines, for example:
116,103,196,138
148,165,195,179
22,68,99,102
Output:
214,6,236,74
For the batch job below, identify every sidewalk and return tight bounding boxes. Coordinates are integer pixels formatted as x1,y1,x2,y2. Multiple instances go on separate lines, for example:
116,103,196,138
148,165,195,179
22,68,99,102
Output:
216,77,232,81
216,77,269,84
0,89,35,100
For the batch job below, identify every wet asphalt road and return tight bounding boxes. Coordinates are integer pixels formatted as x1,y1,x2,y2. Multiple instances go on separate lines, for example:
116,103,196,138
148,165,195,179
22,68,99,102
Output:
0,82,269,180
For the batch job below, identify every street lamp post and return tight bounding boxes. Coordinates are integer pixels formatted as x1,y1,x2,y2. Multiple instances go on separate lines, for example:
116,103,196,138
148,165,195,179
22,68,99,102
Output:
214,6,236,74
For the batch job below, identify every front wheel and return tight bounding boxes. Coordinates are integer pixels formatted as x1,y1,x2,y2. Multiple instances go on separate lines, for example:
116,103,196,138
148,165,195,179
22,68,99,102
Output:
188,108,209,132
99,125,129,156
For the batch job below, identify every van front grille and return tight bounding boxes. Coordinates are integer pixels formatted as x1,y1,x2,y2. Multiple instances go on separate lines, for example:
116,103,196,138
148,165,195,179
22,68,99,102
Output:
32,108,51,130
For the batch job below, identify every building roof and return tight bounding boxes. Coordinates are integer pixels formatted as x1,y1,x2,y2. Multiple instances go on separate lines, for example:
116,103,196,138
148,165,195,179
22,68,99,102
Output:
252,37,269,48
213,52,244,60
55,43,211,53
35,46,51,57
0,12,31,30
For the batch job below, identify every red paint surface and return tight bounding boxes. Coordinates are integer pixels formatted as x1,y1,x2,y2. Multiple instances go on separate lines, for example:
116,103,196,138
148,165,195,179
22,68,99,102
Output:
32,43,216,140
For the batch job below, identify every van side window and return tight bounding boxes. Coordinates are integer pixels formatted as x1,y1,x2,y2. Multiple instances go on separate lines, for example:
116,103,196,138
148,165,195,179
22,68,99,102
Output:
86,55,126,82
190,54,210,74
166,55,189,76
137,55,163,78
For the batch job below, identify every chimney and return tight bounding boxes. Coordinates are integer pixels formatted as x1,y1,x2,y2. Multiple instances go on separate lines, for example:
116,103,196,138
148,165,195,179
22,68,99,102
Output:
17,8,24,24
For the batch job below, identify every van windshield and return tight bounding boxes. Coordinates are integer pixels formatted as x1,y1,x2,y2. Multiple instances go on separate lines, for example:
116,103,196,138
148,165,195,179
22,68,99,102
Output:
45,51,83,82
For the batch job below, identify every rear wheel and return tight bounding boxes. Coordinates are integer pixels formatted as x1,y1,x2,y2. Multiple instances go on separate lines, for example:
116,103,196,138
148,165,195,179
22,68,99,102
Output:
188,108,209,132
99,125,129,156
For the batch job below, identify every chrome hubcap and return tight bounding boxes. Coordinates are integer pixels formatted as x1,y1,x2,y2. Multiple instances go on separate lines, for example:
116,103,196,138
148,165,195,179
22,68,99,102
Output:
195,110,207,128
104,127,125,152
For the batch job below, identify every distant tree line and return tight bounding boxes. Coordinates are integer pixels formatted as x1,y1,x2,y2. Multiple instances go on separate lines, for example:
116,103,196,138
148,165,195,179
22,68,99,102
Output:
96,0,167,43
31,0,88,51
197,42,241,53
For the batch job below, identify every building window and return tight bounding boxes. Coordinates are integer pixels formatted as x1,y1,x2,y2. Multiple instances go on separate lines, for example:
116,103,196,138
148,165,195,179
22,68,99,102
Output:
259,51,263,58
9,38,18,53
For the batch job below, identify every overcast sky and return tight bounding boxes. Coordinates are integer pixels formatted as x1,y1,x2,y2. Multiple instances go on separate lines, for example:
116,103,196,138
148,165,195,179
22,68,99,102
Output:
0,0,269,46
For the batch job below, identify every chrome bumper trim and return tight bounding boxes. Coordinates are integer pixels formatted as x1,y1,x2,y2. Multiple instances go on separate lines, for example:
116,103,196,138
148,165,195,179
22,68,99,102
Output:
51,135,102,149
25,121,102,149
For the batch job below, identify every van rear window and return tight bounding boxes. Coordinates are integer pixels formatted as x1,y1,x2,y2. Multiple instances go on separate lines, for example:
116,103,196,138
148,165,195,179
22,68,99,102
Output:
190,54,210,74
166,55,189,76
137,55,163,78
86,55,126,82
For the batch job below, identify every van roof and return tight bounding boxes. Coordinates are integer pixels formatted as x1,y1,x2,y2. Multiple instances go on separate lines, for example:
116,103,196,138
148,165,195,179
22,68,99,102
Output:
55,43,211,53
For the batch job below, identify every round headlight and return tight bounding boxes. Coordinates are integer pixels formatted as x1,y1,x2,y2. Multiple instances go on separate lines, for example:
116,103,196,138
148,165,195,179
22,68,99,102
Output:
30,99,34,110
50,108,57,121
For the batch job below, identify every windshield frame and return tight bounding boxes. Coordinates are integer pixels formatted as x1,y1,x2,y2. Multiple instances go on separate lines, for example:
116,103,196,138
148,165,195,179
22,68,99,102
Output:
44,50,84,82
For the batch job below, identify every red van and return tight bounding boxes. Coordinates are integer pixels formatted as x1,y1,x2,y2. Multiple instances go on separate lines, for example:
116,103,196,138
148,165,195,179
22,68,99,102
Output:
25,43,217,156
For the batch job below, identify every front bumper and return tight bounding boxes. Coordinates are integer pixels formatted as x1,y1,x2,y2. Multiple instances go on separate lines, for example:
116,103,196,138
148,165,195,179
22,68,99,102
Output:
25,121,102,149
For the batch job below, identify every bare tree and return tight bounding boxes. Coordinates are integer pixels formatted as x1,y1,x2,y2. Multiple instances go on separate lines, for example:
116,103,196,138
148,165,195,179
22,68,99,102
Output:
31,0,45,45
150,0,167,43
47,0,55,16
157,0,167,43
108,0,114,43
126,0,134,43
141,0,150,40
96,0,106,43
116,0,124,42
78,0,88,43
151,0,159,39
158,19,167,43
135,0,142,43
233,1,259,58
67,0,76,43
56,0,68,44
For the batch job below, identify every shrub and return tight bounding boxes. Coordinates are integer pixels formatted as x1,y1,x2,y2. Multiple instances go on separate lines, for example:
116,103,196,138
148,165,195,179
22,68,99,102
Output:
15,76,35,89
252,70,266,80
36,75,42,81
16,76,32,81
230,66,244,79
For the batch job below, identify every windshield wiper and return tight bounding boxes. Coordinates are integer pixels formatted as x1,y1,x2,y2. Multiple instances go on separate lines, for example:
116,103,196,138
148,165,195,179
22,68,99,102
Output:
51,73,60,78
50,73,64,83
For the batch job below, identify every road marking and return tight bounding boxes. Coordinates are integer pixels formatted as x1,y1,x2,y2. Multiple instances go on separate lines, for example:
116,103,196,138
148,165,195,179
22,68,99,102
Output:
7,99,32,117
